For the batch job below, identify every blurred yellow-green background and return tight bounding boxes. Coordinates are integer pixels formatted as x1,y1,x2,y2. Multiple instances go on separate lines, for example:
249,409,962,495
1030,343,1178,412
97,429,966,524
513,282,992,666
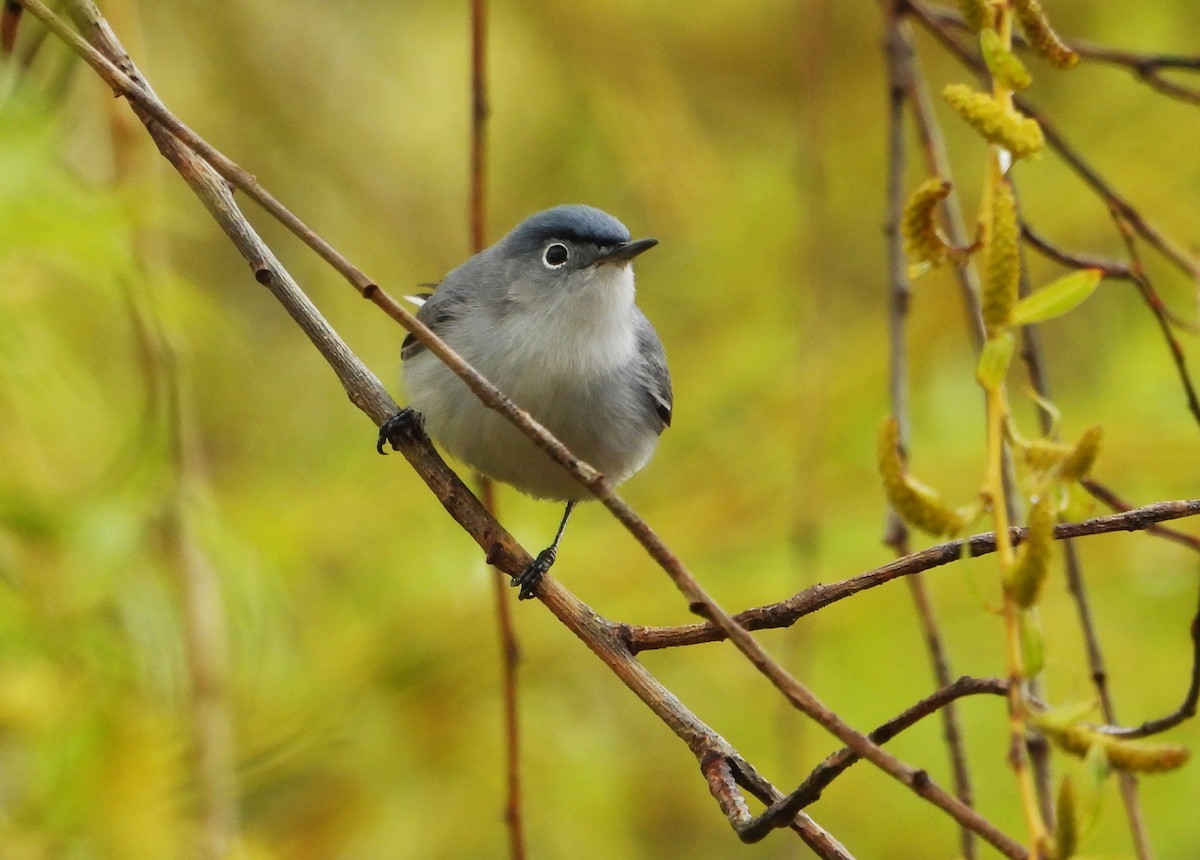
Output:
2,1,1199,857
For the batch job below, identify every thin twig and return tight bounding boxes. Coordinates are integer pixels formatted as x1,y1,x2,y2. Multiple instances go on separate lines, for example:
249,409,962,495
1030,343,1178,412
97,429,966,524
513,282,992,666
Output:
1,0,20,55
884,9,977,858
1108,206,1200,428
1072,43,1200,106
738,677,1007,843
1072,486,1200,740
1097,577,1200,739
484,478,526,858
1020,220,1134,280
623,500,1200,652
467,2,524,854
1083,480,1200,553
701,756,856,858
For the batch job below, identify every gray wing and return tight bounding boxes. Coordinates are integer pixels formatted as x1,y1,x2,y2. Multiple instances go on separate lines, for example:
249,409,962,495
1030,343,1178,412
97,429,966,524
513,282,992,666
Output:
634,310,673,433
401,288,452,361
401,253,500,361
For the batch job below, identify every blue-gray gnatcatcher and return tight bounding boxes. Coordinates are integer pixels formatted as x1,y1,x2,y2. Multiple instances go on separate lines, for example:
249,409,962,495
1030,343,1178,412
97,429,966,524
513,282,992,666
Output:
378,204,672,599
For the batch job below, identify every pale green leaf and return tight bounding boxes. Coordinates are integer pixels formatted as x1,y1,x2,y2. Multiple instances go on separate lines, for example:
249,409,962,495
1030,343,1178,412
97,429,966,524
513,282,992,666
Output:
1010,269,1102,326
1019,608,1044,678
1077,743,1111,839
976,332,1015,389
1034,699,1100,733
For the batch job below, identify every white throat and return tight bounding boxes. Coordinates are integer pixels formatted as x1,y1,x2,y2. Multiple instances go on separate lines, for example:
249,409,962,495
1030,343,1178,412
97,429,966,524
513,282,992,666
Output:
519,263,638,377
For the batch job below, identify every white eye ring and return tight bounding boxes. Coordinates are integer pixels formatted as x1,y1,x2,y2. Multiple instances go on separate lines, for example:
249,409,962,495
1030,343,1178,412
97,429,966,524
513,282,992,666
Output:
542,243,569,269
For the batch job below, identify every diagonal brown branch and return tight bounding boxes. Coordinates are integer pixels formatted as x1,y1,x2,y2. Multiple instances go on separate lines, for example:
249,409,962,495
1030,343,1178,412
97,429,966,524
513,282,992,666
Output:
739,677,1007,843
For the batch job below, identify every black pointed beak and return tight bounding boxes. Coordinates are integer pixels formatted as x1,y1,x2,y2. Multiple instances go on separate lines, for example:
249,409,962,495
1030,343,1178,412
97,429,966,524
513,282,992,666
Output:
595,237,658,266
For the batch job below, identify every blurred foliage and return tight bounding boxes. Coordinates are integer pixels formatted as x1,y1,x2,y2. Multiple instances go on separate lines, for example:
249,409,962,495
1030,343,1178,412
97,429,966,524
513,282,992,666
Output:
1,1,1199,857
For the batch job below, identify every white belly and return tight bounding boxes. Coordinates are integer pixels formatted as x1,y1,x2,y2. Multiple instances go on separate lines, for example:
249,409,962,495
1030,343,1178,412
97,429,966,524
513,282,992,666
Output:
403,349,658,501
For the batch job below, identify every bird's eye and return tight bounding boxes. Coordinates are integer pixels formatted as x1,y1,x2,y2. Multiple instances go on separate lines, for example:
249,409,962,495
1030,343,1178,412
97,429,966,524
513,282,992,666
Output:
542,243,569,268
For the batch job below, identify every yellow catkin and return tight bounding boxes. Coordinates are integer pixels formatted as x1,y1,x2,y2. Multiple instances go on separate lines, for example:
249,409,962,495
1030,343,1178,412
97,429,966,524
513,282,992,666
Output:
1042,724,1192,774
958,0,991,33
1059,425,1102,482
943,83,1045,159
981,29,1033,91
902,178,953,267
1103,737,1191,774
1006,494,1054,608
1013,0,1079,69
878,417,968,538
982,172,1019,335
1053,777,1078,860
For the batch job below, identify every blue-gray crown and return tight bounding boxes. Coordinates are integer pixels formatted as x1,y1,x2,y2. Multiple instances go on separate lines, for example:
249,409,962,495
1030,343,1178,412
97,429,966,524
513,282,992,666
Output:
505,205,631,254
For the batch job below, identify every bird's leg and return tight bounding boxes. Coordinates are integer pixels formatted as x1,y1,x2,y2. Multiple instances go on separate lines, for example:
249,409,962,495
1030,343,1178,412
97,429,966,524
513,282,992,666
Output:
512,501,577,600
376,408,425,454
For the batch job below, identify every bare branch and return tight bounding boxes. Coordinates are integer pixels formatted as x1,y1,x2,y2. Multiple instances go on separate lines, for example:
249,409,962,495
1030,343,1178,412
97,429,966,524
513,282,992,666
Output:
884,9,978,857
1097,577,1200,739
1020,220,1134,280
1073,43,1200,105
701,756,856,858
739,677,1007,843
1083,480,1200,553
625,500,1200,652
1108,206,1200,427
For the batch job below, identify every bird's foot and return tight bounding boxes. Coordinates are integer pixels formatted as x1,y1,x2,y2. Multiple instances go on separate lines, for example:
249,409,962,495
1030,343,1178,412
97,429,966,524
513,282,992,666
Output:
376,408,423,454
511,547,557,600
